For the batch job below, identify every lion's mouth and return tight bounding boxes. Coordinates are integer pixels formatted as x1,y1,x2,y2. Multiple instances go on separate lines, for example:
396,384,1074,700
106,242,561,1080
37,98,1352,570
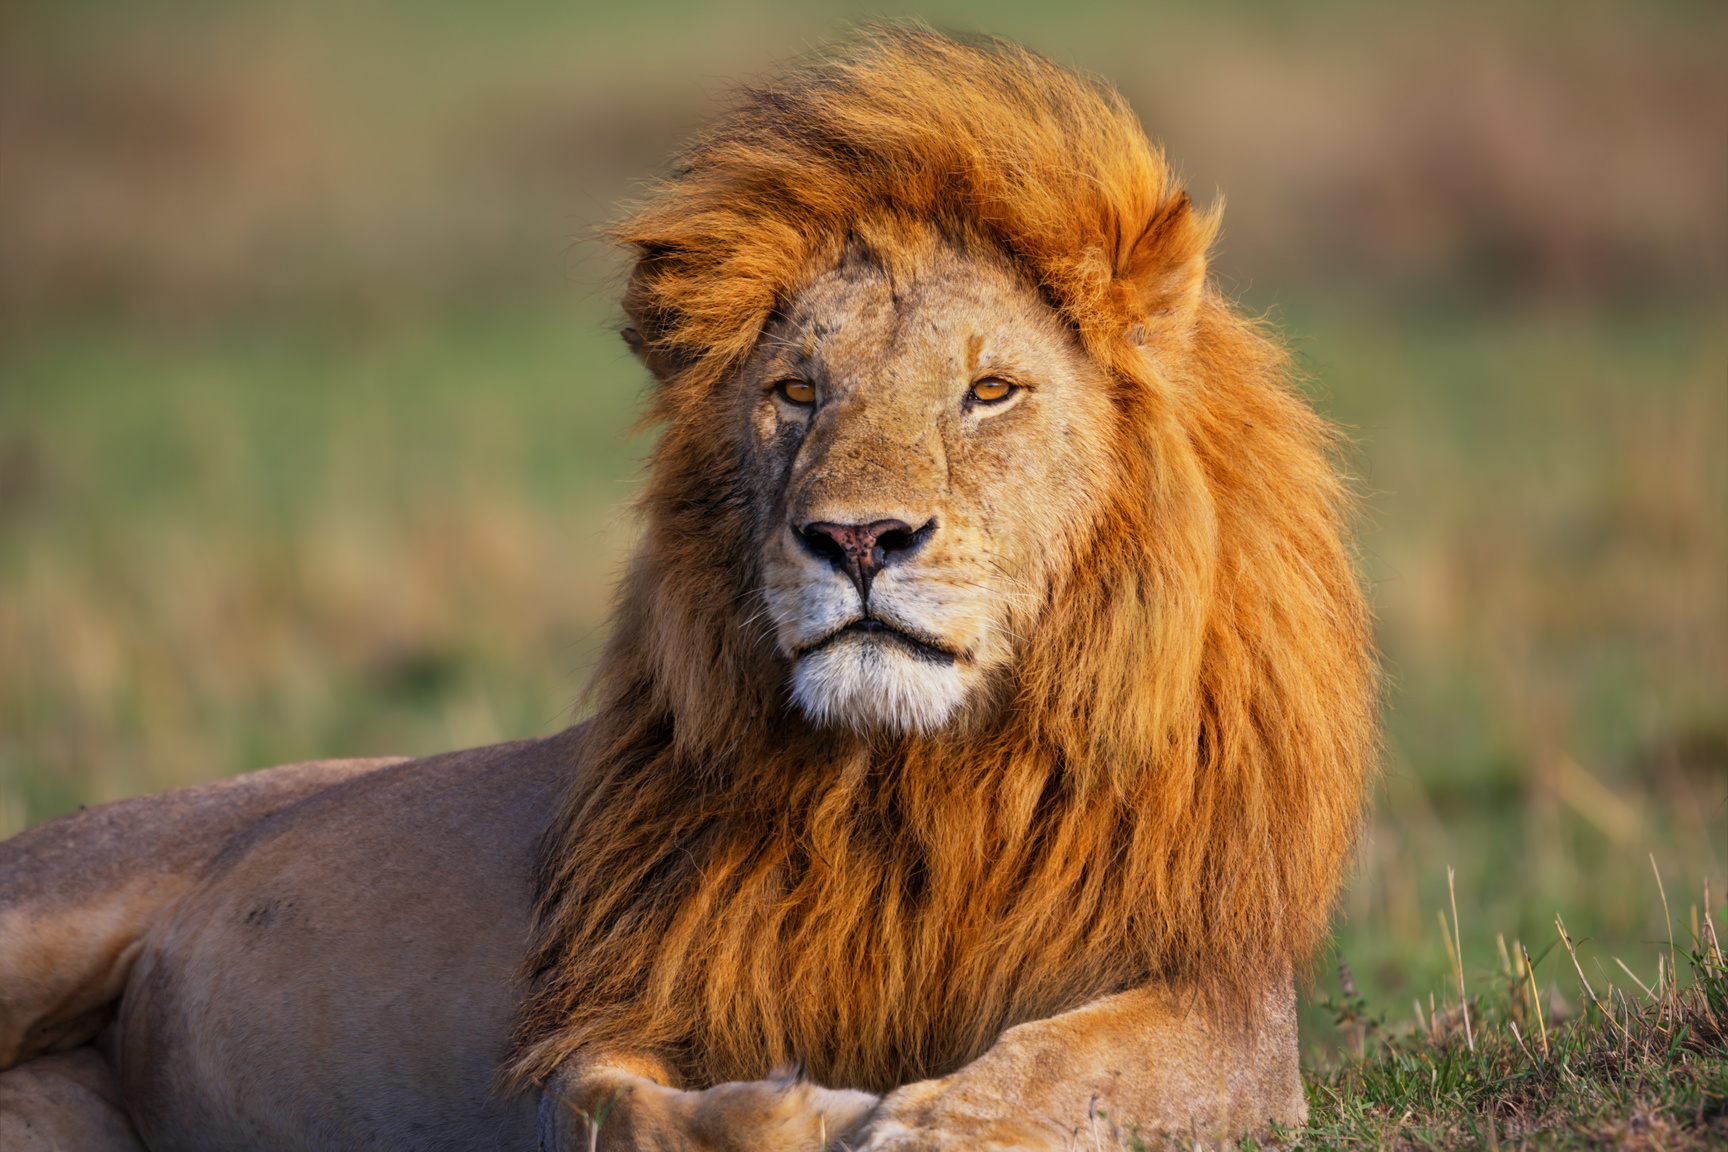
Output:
801,618,958,665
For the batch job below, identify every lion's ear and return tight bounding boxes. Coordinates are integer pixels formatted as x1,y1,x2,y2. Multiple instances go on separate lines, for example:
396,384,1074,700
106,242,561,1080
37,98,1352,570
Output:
620,259,692,383
619,326,665,375
620,328,687,384
1117,193,1217,346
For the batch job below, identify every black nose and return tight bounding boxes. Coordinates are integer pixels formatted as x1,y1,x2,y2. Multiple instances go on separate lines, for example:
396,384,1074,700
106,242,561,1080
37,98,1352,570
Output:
797,518,933,603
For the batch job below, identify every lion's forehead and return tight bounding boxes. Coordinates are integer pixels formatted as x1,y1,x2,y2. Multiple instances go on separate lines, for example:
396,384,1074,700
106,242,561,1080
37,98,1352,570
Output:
770,240,1072,394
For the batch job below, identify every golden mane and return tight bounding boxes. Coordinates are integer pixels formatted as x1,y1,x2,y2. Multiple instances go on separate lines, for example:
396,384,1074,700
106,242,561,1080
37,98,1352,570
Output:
513,26,1378,1093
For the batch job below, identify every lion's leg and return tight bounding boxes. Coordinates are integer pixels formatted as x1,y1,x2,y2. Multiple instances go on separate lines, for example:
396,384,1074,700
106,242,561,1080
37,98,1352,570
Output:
0,1046,146,1152
0,756,401,1069
539,1055,880,1152
845,977,1305,1151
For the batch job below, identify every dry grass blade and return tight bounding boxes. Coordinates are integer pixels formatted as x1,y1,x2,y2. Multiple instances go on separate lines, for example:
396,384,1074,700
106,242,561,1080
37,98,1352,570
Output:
1522,943,1549,1059
1616,955,1657,999
1556,912,1632,1041
1654,854,1678,991
1705,879,1724,967
1448,866,1473,1052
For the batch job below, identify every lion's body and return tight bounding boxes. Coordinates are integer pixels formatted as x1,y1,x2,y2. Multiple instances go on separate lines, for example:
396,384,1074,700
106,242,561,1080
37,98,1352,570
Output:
0,27,1376,1151
0,756,402,1070
1,744,559,1151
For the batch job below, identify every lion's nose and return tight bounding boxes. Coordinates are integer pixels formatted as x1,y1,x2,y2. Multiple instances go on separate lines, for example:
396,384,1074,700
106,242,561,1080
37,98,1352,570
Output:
797,518,933,603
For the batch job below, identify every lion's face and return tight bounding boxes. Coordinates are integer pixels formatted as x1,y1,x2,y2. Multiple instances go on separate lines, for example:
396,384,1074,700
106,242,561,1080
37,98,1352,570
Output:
741,231,1119,734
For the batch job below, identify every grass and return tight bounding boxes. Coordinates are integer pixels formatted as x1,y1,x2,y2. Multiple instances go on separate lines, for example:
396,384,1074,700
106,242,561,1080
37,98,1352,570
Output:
1286,297,1728,1060
0,303,647,824
1291,869,1728,1151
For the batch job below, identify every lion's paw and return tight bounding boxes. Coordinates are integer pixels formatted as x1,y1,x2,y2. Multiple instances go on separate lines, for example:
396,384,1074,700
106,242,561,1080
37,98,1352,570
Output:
691,1071,880,1149
843,1082,1068,1152
848,1117,1066,1152
542,1064,880,1152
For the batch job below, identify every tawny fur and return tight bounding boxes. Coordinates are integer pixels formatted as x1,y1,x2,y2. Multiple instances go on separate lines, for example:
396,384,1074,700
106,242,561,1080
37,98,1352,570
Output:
515,25,1378,1095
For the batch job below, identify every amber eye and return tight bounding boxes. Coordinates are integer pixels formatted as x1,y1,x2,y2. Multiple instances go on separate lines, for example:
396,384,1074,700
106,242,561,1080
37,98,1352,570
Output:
969,378,1014,404
777,379,816,406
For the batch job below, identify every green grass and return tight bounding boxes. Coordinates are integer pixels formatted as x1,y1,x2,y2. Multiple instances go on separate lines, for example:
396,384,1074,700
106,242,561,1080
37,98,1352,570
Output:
0,303,648,823
1283,298,1728,1063
1291,877,1728,1150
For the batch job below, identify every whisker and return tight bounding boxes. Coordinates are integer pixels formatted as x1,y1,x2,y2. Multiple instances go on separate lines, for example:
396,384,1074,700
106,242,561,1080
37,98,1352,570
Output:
734,603,779,632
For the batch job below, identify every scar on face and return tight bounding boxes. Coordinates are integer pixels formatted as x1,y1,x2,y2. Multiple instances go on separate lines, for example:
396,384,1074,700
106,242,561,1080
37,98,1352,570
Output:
965,332,985,375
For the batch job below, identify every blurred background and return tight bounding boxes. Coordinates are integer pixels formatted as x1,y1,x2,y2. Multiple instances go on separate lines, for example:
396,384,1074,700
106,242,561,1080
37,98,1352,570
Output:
2,0,1723,1056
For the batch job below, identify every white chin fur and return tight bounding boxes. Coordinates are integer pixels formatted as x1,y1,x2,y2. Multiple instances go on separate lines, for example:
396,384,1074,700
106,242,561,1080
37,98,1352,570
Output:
790,635,968,735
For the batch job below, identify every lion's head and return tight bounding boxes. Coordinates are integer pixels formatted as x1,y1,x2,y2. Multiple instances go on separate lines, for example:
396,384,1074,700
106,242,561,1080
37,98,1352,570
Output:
516,27,1377,1092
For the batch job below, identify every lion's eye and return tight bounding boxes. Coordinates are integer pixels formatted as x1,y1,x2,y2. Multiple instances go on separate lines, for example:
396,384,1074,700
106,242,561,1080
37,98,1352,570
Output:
777,379,816,406
969,379,1014,404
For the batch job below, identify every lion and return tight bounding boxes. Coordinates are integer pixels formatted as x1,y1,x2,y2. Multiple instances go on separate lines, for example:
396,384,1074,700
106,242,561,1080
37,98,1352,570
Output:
0,26,1377,1151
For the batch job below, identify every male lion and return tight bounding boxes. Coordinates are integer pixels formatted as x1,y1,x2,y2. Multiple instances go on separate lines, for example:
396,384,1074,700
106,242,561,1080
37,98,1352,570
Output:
0,27,1376,1152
